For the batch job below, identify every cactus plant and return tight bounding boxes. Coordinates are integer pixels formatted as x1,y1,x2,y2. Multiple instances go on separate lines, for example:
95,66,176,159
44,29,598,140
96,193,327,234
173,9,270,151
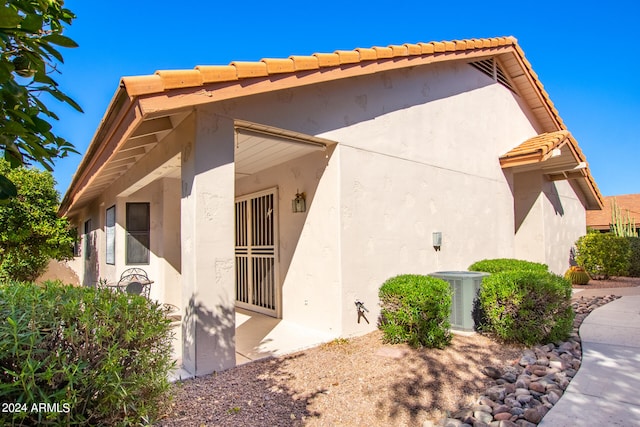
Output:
564,266,590,285
610,198,638,237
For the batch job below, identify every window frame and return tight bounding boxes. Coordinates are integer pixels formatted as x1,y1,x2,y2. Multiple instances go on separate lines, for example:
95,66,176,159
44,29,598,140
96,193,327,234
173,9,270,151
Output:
84,219,92,260
125,202,150,265
72,227,80,257
105,205,116,265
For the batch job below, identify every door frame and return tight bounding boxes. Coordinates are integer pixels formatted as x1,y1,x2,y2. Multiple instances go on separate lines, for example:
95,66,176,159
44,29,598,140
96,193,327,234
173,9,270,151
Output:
234,186,280,317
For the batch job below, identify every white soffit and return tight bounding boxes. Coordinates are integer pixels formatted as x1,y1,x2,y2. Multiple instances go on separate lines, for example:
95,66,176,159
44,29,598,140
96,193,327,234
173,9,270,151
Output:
234,121,334,177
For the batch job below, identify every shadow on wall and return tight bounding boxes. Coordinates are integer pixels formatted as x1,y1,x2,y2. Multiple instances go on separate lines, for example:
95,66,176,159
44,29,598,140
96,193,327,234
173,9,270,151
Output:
182,295,236,373
514,172,565,234
544,180,564,216
83,231,99,287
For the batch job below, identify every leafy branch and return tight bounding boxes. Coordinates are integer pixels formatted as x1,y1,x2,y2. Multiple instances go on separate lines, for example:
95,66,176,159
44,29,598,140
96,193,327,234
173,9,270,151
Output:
0,0,82,199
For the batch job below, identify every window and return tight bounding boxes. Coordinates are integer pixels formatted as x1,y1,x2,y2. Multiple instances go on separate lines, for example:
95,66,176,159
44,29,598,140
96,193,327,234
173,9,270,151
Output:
105,205,116,265
126,203,150,265
72,227,80,257
84,219,92,259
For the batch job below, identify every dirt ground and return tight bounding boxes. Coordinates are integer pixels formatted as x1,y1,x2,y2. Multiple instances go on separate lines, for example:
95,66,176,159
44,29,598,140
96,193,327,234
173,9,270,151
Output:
158,331,523,427
571,275,640,290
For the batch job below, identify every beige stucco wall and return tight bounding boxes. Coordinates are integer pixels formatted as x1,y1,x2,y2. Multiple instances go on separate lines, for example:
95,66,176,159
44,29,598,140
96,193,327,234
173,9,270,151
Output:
67,202,100,287
514,171,587,275
204,58,573,337
125,59,577,334
303,62,542,336
180,112,236,374
235,147,341,335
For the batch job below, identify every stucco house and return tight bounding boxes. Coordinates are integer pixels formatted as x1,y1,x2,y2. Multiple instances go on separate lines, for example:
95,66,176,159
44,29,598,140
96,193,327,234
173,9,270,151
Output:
60,36,603,376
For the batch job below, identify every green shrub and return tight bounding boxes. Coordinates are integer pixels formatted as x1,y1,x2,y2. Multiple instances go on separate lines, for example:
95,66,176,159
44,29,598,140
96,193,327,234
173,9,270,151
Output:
575,233,631,279
627,237,640,277
378,274,452,349
468,258,548,274
0,281,175,426
478,270,574,345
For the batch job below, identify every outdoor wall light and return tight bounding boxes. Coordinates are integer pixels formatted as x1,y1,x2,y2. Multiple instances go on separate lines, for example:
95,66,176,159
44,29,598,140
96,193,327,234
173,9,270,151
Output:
433,231,442,251
292,190,306,213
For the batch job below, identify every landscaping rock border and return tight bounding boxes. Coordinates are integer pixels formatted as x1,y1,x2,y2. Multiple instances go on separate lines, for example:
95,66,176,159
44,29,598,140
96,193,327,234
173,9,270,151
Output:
429,295,620,427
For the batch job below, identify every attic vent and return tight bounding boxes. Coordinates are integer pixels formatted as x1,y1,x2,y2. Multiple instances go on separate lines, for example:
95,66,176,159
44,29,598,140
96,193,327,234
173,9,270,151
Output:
469,58,516,93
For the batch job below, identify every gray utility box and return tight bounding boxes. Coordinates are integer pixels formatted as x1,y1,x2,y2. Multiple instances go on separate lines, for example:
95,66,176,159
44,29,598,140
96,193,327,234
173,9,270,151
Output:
429,271,489,331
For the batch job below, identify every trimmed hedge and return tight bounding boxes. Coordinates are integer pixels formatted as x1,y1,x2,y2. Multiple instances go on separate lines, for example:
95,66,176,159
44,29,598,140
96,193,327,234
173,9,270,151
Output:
468,258,548,274
575,233,631,279
627,237,640,277
478,270,574,345
0,281,175,426
378,274,452,349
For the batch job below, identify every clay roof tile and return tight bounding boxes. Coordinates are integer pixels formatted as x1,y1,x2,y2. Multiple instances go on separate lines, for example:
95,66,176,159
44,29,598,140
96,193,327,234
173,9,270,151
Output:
155,70,203,90
289,55,320,71
230,61,269,78
261,58,295,74
196,65,238,83
334,50,361,64
313,52,341,67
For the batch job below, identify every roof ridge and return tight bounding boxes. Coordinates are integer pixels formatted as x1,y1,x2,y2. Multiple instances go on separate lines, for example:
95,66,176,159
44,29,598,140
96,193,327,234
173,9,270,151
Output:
121,36,517,96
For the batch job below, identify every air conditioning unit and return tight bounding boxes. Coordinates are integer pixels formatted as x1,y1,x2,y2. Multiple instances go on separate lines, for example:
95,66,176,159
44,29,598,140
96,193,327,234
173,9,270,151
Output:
429,271,489,331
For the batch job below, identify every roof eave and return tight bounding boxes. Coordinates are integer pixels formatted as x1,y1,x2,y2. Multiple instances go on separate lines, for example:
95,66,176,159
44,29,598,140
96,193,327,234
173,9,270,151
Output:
59,85,140,217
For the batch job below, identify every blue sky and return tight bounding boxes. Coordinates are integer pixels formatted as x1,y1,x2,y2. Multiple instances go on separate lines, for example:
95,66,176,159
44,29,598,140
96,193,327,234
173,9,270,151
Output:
49,0,639,197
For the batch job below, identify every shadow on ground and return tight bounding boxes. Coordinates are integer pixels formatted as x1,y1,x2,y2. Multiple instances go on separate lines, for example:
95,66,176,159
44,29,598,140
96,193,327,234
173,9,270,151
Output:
157,353,324,427
380,335,522,425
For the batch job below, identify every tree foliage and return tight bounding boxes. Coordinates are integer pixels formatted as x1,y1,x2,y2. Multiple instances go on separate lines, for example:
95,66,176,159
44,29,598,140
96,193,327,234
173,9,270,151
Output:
0,159,75,281
0,0,81,199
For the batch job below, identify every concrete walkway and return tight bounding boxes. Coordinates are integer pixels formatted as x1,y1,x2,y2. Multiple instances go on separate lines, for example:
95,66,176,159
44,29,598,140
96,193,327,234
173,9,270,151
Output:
540,287,640,426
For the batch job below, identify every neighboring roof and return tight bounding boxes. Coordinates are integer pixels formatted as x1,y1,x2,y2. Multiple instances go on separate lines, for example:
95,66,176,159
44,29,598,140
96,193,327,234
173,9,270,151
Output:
59,35,603,216
587,194,640,230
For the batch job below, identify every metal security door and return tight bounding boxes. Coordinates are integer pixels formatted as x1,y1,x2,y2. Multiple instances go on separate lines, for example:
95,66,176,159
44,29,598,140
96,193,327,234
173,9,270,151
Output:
235,188,279,317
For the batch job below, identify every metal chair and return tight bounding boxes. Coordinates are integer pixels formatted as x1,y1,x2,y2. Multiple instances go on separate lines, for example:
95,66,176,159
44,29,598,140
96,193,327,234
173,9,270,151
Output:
119,268,149,282
117,268,151,298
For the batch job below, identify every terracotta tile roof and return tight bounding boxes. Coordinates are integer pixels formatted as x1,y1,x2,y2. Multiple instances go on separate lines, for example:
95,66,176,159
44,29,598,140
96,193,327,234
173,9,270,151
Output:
500,131,603,209
499,130,571,166
587,194,640,230
120,36,518,97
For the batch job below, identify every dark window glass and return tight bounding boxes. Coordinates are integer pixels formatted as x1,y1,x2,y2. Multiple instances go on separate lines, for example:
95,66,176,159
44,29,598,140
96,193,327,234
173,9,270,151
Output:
84,219,92,259
71,228,79,257
126,203,150,264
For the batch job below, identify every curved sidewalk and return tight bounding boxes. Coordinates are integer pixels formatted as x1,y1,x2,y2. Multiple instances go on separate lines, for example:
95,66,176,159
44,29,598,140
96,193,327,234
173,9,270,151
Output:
539,288,640,426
